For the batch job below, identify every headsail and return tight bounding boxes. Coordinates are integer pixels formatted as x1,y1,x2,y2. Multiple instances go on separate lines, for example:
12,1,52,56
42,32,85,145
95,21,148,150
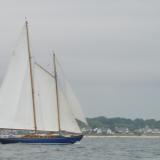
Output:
0,26,34,130
58,87,82,133
55,59,87,125
54,56,87,133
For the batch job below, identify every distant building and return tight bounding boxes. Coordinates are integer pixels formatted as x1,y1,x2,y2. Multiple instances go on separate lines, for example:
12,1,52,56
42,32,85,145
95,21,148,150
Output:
143,125,152,134
106,128,112,135
97,129,102,134
152,129,160,134
92,128,102,134
115,127,130,134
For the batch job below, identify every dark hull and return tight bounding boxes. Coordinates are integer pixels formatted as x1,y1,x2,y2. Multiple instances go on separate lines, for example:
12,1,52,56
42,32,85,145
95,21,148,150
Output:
0,135,83,144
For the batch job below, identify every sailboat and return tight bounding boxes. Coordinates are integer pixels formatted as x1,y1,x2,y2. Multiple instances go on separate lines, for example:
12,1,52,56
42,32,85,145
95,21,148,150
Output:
0,21,87,144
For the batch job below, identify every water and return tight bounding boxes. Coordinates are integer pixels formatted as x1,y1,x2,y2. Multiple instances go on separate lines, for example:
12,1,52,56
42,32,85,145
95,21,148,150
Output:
0,137,160,160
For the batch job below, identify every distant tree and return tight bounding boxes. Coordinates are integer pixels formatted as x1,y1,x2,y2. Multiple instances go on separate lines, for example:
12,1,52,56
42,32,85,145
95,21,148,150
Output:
86,116,160,131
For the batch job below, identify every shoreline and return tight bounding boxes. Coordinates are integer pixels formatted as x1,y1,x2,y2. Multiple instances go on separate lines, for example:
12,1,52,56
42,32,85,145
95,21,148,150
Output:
85,135,160,138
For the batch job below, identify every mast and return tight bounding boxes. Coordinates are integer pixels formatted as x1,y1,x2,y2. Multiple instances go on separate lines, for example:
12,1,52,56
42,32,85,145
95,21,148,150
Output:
53,53,61,134
25,20,37,132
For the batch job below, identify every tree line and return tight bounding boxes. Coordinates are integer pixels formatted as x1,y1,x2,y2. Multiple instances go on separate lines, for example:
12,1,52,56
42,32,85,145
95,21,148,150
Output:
85,116,160,131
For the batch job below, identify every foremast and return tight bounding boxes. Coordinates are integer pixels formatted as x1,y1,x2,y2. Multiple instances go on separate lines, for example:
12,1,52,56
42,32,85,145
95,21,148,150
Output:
25,20,37,132
53,53,61,135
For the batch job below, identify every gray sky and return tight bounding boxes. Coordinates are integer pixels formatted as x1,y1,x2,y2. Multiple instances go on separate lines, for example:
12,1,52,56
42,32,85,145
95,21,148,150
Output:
0,0,160,119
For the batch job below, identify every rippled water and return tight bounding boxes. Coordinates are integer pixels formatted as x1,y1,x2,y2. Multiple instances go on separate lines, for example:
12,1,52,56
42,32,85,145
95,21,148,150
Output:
0,137,160,160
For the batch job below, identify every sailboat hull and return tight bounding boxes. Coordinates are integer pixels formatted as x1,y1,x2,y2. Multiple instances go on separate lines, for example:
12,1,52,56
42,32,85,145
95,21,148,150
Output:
0,135,83,144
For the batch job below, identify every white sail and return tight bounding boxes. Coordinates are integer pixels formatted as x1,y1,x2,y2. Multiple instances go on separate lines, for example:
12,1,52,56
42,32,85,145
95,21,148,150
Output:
0,26,34,130
53,58,87,133
33,64,59,131
63,81,87,124
33,61,82,133
0,22,86,135
58,86,82,133
56,60,87,125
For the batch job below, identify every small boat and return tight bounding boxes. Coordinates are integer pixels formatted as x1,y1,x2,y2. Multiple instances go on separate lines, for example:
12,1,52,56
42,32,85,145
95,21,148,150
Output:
0,20,87,144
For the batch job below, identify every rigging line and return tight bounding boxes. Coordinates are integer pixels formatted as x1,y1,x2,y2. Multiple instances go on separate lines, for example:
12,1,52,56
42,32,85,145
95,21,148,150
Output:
35,62,55,79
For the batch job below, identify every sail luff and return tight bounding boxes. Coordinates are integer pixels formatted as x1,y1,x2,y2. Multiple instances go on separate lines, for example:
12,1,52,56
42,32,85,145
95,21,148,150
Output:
25,20,37,132
53,53,61,134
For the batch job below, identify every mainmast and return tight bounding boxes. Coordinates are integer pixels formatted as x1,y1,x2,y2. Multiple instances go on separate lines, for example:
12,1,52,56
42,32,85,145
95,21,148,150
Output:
53,53,61,134
25,20,37,132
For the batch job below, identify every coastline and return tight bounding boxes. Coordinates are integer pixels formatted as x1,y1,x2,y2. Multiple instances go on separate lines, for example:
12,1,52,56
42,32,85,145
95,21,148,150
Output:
84,135,160,138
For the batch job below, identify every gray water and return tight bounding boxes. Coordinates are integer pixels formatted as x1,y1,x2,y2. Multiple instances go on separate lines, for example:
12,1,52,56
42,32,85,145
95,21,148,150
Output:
0,137,160,160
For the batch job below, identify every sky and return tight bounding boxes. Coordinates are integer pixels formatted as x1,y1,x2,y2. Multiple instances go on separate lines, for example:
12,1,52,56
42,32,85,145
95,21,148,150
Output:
0,0,160,119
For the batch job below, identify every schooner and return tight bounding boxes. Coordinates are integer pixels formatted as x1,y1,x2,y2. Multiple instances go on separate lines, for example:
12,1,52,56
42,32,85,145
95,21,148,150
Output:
0,21,87,144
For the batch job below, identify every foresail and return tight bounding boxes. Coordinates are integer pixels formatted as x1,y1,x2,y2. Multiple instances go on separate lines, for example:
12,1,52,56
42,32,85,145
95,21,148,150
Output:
58,86,82,133
0,26,34,130
63,81,87,125
56,60,87,125
54,58,87,133
33,64,59,132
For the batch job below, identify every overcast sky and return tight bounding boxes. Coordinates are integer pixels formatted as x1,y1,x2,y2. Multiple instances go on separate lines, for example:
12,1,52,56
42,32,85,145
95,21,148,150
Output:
0,0,160,119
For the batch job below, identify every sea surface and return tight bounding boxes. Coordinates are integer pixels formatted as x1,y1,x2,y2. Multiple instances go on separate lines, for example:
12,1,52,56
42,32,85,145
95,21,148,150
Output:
0,137,160,160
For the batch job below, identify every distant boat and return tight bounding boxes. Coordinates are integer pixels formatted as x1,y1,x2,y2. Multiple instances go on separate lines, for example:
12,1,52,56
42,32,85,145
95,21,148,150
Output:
0,20,87,144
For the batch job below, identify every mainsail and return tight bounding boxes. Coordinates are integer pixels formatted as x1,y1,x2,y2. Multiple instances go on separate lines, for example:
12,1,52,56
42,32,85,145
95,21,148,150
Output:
0,26,34,130
0,22,87,134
